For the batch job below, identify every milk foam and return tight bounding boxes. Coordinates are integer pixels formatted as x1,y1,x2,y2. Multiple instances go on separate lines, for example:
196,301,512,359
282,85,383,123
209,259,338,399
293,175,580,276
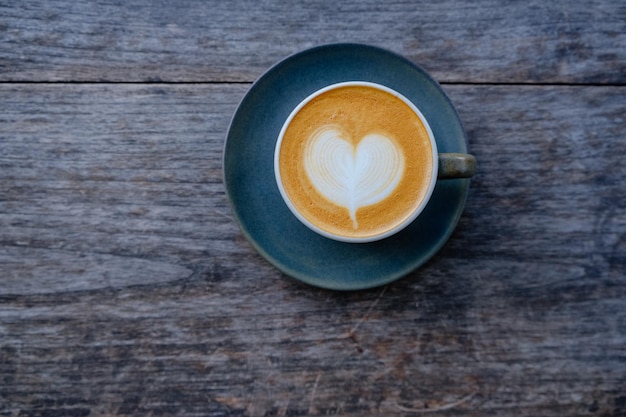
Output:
304,126,405,228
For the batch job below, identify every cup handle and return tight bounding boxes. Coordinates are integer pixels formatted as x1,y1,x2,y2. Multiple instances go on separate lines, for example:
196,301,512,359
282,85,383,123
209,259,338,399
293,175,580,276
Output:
438,153,477,179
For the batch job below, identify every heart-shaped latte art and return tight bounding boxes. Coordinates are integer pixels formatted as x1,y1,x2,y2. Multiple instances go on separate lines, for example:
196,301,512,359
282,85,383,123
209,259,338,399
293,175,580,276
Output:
304,126,405,228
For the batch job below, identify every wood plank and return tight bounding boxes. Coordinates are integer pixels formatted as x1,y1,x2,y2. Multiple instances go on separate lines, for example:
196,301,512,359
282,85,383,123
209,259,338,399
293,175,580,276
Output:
1,0,625,83
0,83,625,416
0,84,251,294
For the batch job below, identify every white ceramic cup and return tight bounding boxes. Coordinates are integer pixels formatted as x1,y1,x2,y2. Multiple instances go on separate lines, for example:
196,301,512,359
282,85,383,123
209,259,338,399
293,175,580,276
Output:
274,81,474,243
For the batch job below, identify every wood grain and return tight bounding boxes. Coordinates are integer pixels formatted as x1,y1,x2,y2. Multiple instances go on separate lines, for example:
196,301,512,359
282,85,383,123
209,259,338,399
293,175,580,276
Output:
1,0,625,83
2,0,625,415
1,83,624,416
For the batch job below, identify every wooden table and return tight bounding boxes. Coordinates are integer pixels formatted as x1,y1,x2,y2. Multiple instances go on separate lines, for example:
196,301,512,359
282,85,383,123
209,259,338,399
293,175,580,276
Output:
1,1,625,416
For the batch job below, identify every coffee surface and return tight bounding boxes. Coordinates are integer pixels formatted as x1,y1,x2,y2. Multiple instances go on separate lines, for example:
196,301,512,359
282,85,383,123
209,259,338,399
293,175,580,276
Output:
277,85,434,240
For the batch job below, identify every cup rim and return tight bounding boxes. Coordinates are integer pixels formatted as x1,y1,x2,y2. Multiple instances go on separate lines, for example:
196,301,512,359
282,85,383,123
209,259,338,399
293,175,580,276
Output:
274,81,439,243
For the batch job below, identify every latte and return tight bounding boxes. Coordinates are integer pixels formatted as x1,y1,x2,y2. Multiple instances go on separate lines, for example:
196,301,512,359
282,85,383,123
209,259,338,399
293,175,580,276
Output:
275,82,437,242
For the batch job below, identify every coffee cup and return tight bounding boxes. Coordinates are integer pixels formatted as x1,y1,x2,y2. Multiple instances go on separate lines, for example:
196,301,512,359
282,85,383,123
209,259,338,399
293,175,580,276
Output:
274,81,475,243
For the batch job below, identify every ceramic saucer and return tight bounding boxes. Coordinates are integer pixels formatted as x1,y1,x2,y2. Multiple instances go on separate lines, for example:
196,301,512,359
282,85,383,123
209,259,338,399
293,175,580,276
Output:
223,43,471,290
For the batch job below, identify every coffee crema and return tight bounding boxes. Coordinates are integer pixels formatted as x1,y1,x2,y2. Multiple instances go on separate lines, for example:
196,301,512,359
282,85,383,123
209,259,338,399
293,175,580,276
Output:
276,83,435,241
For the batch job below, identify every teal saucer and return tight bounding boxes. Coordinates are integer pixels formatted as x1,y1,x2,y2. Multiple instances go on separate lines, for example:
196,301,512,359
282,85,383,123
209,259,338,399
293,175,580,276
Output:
223,43,471,290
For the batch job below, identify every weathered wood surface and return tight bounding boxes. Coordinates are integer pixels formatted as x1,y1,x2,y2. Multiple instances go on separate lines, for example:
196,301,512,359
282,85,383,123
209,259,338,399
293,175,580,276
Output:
1,1,626,416
1,0,625,83
2,83,625,416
